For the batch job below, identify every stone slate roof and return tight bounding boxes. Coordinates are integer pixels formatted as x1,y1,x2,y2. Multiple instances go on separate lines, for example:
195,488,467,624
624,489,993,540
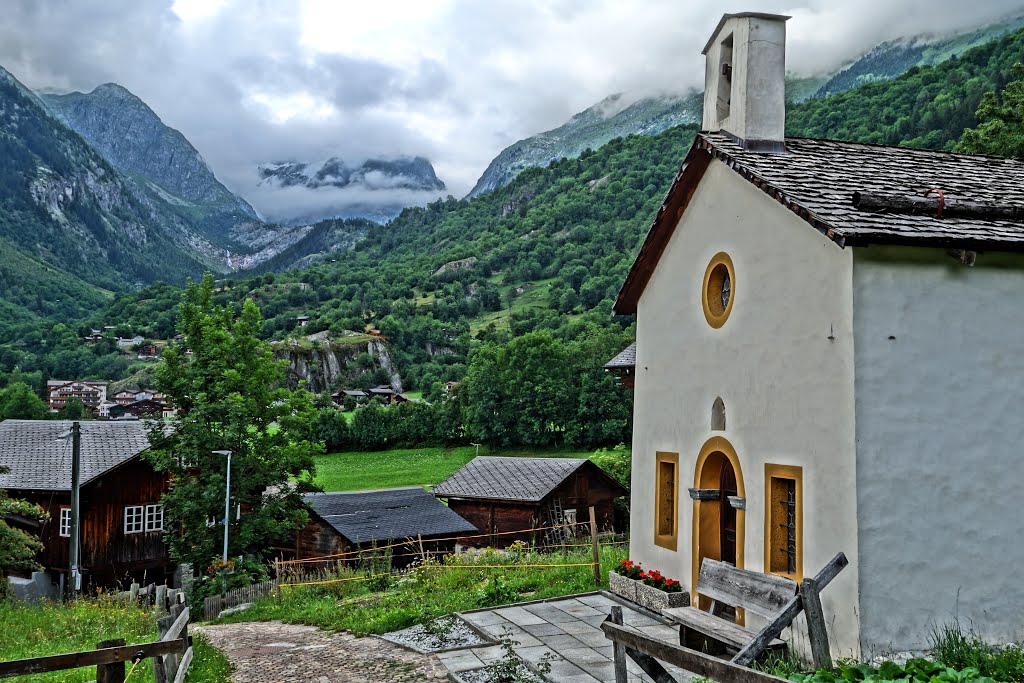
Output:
432,456,590,503
303,487,477,544
0,420,150,492
615,133,1024,314
604,342,636,369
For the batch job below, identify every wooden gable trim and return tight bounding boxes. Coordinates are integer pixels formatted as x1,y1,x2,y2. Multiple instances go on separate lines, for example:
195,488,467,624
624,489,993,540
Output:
613,145,713,315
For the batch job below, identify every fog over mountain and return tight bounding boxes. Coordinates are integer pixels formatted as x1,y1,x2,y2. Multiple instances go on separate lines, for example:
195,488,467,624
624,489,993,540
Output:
1,0,1021,216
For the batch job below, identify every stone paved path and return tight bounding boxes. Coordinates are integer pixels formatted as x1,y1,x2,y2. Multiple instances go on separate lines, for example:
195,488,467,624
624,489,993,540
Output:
198,620,450,682
442,593,693,683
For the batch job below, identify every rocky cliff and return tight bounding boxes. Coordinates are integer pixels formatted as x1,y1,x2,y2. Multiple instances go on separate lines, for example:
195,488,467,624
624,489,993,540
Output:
0,65,218,291
275,332,403,394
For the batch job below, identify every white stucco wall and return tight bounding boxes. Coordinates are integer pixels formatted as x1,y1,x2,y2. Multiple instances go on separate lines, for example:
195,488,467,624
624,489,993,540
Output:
630,159,861,658
853,250,1024,657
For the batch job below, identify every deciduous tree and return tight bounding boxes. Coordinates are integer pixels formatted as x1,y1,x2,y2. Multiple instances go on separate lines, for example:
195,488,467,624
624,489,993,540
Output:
145,274,322,581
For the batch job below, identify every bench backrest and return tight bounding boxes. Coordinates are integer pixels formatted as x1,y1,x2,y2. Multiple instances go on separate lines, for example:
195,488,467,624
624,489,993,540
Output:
697,558,797,619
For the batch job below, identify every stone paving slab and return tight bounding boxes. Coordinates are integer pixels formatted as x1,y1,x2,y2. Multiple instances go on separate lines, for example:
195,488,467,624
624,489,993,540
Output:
199,620,449,682
445,593,695,683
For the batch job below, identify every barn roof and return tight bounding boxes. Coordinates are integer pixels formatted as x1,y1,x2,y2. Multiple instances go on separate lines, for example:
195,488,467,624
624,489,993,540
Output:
604,342,636,370
615,133,1024,314
303,487,477,544
432,456,625,503
0,420,151,492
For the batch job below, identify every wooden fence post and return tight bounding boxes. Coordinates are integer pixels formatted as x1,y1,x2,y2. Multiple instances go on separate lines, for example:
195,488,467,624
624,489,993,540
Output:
129,583,140,604
800,577,832,671
609,608,628,683
155,585,167,615
153,615,173,683
589,505,601,587
95,639,125,683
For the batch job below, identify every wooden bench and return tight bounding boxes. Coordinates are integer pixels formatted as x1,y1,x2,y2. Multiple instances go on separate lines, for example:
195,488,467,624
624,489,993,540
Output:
663,559,795,658
662,552,848,669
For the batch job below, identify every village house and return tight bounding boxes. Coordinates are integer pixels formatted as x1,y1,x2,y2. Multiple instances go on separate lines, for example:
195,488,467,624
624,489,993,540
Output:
116,335,145,349
46,380,108,414
614,12,1024,661
295,487,477,568
603,342,636,389
0,420,172,590
431,457,627,548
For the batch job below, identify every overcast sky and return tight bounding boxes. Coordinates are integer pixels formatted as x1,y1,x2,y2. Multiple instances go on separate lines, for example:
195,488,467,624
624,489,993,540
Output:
2,0,1022,217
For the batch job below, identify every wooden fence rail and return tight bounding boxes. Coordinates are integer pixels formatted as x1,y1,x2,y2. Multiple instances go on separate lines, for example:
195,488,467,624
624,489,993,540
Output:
203,579,278,621
0,606,192,683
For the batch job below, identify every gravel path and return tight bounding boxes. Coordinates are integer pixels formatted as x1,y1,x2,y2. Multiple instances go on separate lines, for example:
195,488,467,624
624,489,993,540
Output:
197,620,450,682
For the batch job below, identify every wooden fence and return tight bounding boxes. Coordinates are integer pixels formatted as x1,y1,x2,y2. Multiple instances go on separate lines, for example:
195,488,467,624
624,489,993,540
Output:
203,579,278,621
0,599,192,683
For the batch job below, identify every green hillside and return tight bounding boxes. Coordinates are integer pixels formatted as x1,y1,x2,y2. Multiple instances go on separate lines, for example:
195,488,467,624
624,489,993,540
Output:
787,26,1024,149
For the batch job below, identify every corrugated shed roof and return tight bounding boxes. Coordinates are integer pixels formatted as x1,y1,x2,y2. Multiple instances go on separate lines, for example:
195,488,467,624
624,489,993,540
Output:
303,487,477,544
432,456,589,503
615,133,1024,314
0,420,151,491
604,342,636,369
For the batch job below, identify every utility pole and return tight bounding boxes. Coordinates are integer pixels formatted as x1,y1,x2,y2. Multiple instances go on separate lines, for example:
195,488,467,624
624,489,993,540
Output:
68,421,81,598
212,450,233,593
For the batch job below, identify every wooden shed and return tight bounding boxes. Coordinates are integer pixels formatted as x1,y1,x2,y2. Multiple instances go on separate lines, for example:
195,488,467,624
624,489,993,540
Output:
296,487,477,567
431,457,628,548
0,420,172,589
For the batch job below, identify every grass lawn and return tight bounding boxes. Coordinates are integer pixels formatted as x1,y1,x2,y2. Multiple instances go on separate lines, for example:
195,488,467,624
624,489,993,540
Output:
0,598,231,682
213,544,627,636
313,446,597,492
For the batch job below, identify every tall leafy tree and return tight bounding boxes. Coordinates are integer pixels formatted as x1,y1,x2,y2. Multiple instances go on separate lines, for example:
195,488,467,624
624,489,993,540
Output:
0,382,49,420
145,274,321,578
956,63,1024,158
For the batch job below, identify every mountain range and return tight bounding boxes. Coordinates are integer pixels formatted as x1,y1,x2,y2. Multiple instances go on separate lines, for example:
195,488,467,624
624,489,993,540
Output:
3,15,1024,392
468,11,1024,197
0,11,1022,331
255,155,448,225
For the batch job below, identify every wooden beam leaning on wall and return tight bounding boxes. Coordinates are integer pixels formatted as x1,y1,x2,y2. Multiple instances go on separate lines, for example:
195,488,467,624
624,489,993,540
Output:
732,552,848,667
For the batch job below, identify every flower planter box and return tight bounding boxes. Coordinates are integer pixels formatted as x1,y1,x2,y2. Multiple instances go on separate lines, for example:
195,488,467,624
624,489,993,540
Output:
608,571,639,603
636,581,690,612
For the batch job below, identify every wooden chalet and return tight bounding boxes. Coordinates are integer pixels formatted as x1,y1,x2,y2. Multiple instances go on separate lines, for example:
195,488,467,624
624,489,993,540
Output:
108,399,168,419
604,342,636,389
432,457,628,548
295,487,477,567
0,420,172,589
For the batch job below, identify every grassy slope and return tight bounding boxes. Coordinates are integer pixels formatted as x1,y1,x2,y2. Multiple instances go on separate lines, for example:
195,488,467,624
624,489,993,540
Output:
214,544,628,636
313,446,596,492
0,598,230,682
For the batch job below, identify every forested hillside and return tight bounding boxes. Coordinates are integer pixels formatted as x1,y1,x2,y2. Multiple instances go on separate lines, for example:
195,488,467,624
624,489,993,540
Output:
41,125,700,395
3,24,1023,425
787,26,1024,149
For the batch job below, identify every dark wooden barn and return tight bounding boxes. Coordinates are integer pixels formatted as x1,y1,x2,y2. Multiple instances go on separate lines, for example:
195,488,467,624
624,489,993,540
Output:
431,457,628,548
0,420,172,589
295,487,477,568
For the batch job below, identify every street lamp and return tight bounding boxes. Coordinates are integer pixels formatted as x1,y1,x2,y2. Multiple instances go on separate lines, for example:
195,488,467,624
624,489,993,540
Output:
212,451,232,567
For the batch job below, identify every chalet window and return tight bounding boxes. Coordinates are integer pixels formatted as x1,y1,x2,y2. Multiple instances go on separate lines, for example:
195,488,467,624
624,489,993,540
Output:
654,452,679,551
124,505,145,534
764,464,803,581
59,508,71,537
145,504,164,532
